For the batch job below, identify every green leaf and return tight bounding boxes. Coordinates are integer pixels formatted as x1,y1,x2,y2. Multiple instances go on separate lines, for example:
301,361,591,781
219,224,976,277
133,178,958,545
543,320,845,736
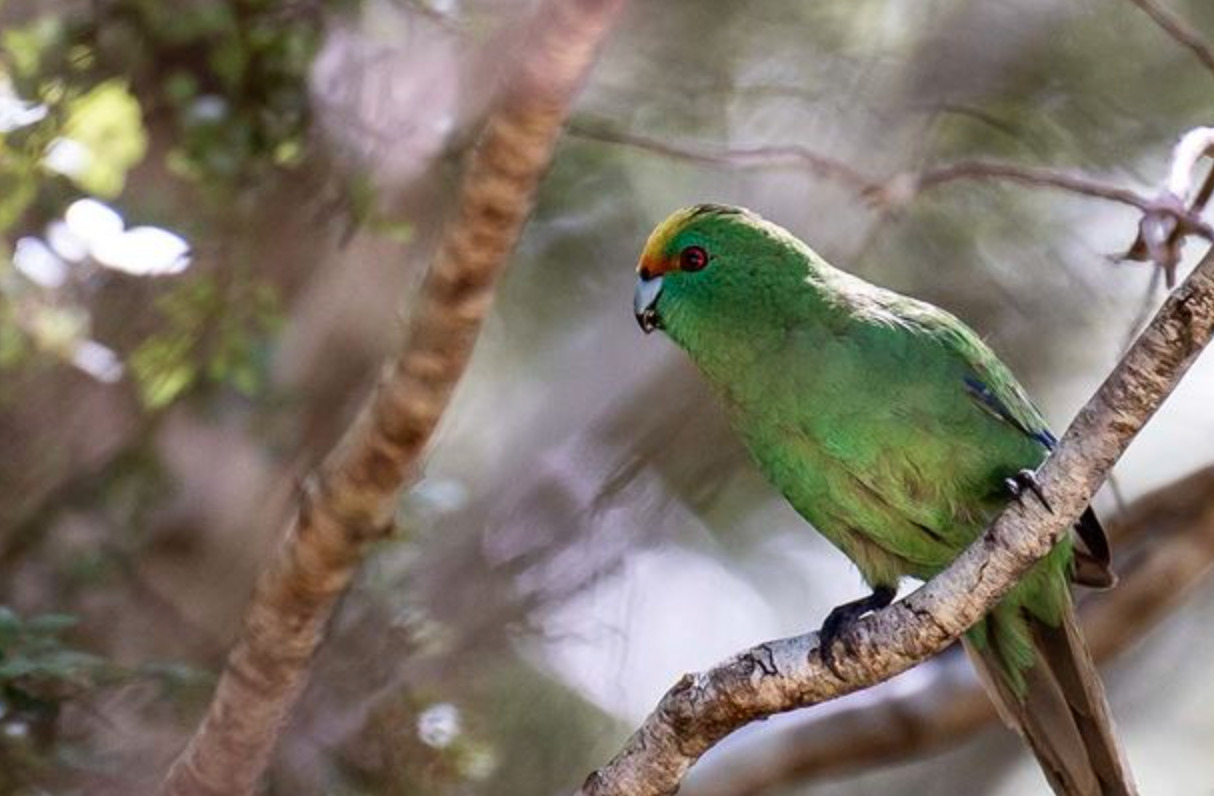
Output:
1,17,62,79
136,360,196,409
0,166,37,232
58,79,147,197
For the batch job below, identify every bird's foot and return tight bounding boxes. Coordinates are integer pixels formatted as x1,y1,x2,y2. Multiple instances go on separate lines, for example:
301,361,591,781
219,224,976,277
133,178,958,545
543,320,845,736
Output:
818,585,896,677
1005,468,1053,514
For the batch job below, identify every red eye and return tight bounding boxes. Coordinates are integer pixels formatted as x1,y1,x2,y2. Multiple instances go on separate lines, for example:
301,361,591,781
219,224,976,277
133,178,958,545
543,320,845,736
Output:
680,245,709,272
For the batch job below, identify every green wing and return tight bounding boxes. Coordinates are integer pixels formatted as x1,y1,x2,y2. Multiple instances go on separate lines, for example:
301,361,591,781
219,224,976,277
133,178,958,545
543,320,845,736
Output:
781,294,1054,572
915,307,1058,451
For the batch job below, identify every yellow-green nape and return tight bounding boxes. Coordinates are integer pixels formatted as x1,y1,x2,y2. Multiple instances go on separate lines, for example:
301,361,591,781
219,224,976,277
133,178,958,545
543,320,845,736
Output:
640,203,758,265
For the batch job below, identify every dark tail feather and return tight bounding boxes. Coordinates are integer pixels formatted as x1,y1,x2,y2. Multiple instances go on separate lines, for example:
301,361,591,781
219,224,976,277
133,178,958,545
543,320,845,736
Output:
1071,507,1117,589
964,596,1136,796
1032,600,1135,793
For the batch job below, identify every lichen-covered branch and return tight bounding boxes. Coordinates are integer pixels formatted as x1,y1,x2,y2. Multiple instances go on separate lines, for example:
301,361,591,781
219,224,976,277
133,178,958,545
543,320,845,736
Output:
686,467,1214,796
158,2,629,794
579,234,1214,796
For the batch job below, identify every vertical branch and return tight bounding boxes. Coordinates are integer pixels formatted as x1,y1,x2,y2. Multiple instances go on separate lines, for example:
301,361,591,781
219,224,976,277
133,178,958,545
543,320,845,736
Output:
159,2,629,794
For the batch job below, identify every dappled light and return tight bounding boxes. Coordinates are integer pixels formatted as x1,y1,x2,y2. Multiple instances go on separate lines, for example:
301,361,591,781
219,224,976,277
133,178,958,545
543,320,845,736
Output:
1,2,1214,795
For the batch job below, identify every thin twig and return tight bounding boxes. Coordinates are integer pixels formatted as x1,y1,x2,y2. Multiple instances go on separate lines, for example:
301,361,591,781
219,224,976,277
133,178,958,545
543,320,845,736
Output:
1123,266,1165,354
910,160,1155,210
1126,0,1214,79
158,2,629,794
567,121,875,193
580,239,1214,796
569,123,1214,245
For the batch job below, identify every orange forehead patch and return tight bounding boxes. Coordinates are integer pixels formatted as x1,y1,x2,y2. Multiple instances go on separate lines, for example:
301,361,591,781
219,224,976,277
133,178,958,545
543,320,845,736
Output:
637,253,671,280
636,206,701,277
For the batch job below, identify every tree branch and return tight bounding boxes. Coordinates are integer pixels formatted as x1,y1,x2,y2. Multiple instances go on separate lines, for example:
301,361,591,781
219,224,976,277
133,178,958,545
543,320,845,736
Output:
904,160,1158,210
157,2,629,794
1126,0,1214,80
1123,127,1214,285
569,123,1214,245
579,221,1214,796
685,466,1214,796
567,121,875,193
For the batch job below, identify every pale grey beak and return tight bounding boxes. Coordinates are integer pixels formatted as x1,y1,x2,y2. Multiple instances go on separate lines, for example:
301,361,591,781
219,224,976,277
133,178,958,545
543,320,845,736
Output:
634,275,664,333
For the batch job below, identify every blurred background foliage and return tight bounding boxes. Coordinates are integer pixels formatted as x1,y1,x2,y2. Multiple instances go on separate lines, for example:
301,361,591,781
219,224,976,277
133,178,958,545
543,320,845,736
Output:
1,0,1213,793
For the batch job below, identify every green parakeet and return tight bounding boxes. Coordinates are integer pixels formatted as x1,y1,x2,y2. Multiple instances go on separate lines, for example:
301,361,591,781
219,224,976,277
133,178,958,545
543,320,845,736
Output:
632,204,1134,796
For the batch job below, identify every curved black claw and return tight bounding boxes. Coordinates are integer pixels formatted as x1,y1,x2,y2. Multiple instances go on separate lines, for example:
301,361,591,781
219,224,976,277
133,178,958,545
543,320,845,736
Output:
818,585,896,677
1005,468,1053,514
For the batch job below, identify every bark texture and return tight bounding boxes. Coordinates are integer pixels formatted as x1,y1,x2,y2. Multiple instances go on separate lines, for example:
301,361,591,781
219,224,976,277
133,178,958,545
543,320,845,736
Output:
687,466,1214,796
159,2,629,793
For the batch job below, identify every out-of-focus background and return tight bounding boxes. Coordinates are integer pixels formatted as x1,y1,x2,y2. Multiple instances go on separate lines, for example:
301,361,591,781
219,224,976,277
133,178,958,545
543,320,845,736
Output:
1,1,1212,793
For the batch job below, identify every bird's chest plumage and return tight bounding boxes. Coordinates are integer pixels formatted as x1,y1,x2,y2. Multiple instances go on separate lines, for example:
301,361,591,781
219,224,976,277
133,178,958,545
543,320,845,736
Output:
711,328,1044,585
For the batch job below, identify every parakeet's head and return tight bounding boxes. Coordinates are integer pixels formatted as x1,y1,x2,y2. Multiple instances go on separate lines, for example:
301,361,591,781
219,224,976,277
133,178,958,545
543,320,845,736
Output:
633,204,822,349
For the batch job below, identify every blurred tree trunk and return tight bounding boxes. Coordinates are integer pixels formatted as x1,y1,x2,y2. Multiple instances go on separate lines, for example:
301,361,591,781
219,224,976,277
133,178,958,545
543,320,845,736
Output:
160,1,630,793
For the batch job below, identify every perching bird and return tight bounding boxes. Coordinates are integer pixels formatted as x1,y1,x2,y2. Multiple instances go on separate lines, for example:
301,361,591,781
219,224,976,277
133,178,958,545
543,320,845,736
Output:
633,204,1135,796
